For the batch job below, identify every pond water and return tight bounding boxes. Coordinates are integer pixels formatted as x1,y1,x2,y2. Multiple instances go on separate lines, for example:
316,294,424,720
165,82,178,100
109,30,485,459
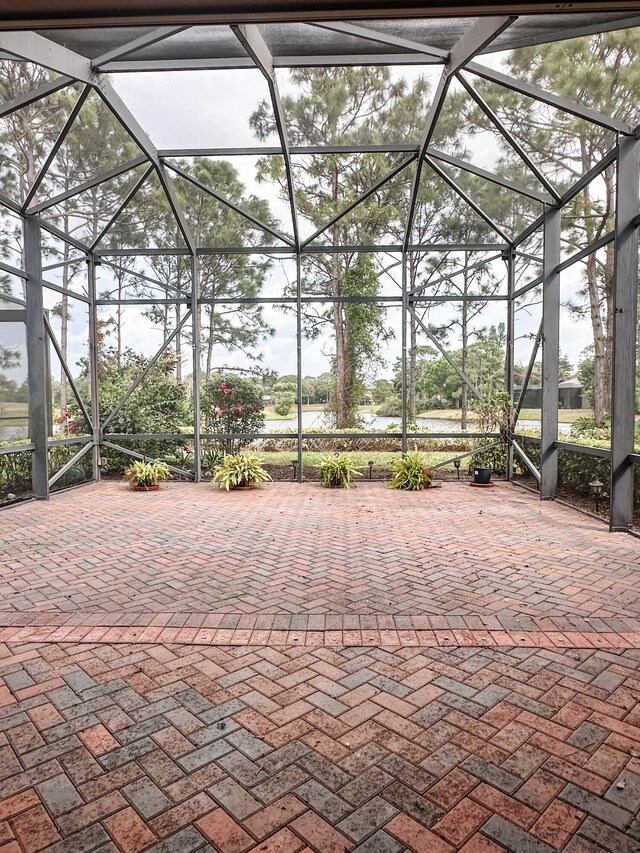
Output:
263,411,571,435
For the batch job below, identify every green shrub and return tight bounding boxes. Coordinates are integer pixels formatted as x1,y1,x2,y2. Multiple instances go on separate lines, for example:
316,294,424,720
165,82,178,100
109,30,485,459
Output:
518,436,622,500
376,396,402,418
274,392,295,417
472,441,507,475
389,453,433,491
258,427,471,455
201,448,223,473
69,350,190,473
0,447,32,496
48,445,92,488
317,453,362,489
163,448,194,469
213,453,271,490
571,414,611,442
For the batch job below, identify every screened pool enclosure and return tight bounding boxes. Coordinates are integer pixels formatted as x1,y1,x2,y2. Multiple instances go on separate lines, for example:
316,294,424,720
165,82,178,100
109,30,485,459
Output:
1,10,640,531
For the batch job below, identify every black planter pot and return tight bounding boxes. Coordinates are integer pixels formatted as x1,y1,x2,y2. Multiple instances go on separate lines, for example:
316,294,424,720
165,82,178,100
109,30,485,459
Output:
473,466,492,485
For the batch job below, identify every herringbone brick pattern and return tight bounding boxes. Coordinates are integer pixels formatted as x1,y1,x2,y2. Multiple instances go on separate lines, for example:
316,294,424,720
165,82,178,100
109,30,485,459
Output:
2,482,640,623
1,640,640,852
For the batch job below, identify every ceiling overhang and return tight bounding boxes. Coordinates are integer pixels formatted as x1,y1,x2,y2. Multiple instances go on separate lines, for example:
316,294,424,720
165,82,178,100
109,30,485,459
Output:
2,0,640,29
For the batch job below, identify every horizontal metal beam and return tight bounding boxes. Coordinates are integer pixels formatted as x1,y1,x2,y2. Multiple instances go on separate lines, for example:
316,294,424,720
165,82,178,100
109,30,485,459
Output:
91,242,509,257
47,435,92,446
95,298,191,305
99,52,445,72
0,308,25,322
0,443,34,455
555,440,610,458
161,144,420,156
411,293,507,302
102,433,194,441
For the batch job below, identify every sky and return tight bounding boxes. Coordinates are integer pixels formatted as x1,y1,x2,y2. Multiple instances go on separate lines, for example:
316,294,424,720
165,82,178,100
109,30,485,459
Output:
1,56,603,393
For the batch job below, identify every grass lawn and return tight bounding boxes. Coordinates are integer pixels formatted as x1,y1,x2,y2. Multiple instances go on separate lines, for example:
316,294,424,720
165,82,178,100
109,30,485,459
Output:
416,407,591,425
416,409,466,422
264,403,327,421
0,402,28,419
518,408,591,424
256,449,459,471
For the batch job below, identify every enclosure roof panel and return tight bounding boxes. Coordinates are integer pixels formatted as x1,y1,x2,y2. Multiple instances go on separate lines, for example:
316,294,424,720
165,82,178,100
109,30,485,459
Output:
27,12,640,67
3,0,640,28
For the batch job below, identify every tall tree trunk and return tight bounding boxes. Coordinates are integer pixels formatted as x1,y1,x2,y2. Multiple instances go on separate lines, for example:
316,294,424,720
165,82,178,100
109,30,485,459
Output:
206,305,215,381
175,300,182,383
117,272,123,366
580,143,610,424
329,163,354,430
333,287,349,428
59,206,70,412
408,255,418,423
460,253,469,431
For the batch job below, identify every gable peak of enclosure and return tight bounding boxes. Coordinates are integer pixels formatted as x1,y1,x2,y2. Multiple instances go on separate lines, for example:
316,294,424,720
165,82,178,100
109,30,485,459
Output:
0,11,639,536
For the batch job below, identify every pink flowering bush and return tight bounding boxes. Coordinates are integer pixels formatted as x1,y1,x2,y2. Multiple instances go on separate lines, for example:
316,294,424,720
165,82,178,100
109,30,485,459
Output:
202,373,265,454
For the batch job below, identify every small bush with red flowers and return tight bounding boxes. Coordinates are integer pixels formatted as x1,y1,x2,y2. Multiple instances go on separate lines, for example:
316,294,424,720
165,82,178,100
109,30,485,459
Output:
202,373,266,454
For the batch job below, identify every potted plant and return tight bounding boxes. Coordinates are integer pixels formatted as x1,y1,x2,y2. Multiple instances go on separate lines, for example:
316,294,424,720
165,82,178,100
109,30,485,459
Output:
123,460,169,491
390,453,433,490
213,453,271,491
317,453,362,489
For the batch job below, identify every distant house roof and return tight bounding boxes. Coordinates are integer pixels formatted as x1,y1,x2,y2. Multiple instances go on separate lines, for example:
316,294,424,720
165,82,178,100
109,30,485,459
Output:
559,379,582,388
514,379,582,391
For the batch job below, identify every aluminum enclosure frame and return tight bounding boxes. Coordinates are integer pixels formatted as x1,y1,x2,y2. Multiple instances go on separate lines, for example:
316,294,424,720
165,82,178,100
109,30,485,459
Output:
0,16,638,534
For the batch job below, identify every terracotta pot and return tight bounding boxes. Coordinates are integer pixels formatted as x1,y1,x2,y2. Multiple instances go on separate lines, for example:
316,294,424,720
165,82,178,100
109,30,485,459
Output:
232,484,256,491
130,483,160,491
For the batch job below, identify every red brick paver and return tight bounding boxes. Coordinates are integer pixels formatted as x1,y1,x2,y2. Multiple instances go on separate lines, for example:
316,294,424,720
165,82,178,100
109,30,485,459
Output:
1,482,640,643
0,640,637,851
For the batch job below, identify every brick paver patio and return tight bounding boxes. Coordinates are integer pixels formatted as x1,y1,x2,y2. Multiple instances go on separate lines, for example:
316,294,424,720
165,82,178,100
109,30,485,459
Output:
1,481,640,638
3,481,640,849
0,638,639,852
